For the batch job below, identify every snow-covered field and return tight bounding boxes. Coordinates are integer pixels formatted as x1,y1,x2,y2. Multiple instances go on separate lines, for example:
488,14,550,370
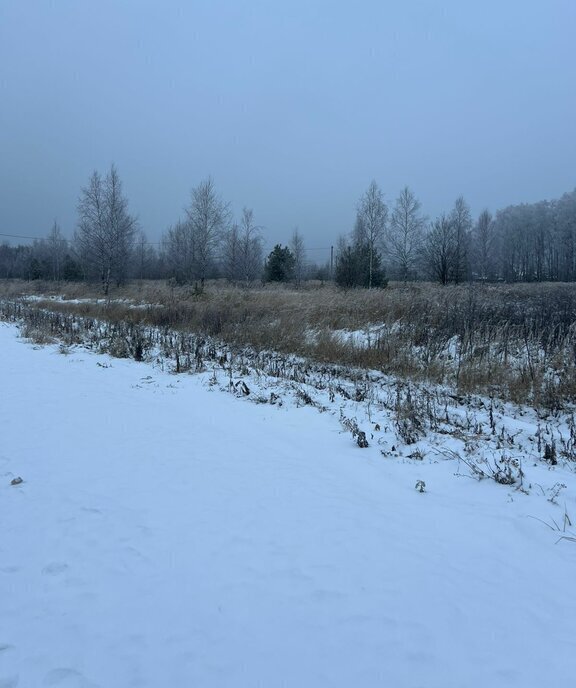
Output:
1,321,576,687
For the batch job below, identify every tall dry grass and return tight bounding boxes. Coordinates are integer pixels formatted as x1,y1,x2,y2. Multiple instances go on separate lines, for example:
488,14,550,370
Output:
2,278,576,406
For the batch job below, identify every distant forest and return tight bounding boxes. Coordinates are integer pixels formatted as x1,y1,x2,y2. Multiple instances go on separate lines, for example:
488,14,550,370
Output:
1,167,575,291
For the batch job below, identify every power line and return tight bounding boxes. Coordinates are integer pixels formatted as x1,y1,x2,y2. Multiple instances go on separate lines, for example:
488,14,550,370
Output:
1,232,333,256
0,232,45,240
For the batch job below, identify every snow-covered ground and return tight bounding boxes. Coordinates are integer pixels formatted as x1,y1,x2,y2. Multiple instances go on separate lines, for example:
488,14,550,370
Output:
1,321,576,687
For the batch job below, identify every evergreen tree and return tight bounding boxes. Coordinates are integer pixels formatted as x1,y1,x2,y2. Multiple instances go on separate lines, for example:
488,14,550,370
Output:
264,245,295,282
335,242,386,288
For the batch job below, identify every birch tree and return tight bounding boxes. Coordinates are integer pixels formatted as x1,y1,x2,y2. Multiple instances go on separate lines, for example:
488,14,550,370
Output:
449,196,472,283
472,209,495,281
185,177,230,288
356,181,388,288
223,208,263,285
387,186,426,281
75,165,137,294
105,165,138,287
290,227,306,287
237,208,263,285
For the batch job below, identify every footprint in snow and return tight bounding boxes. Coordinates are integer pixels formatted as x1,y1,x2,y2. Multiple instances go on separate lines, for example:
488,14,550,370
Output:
42,562,69,576
0,647,18,688
0,676,19,688
80,507,102,515
0,567,20,575
43,668,98,687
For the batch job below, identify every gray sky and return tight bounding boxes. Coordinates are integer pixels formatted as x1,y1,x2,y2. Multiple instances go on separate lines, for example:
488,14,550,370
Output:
1,0,575,261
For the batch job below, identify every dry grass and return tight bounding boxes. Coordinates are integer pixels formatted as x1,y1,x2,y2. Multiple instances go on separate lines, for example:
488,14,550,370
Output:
2,278,576,407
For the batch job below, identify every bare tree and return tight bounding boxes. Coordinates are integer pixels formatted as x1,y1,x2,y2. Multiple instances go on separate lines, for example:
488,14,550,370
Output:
76,170,107,288
163,220,195,284
556,189,576,281
132,231,158,280
75,165,138,294
185,177,230,289
472,209,495,281
222,208,263,285
238,208,263,285
290,227,305,287
450,196,472,283
422,214,455,285
356,181,388,288
222,222,241,282
106,165,138,287
387,186,426,281
47,221,67,281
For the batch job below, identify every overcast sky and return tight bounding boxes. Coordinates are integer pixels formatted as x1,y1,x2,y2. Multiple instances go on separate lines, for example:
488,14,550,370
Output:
1,0,575,261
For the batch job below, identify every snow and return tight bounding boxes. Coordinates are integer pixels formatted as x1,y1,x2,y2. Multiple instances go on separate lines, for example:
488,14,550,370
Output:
1,322,576,687
22,294,159,309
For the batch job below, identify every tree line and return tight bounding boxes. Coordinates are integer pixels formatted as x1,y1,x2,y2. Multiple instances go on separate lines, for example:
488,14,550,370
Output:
1,164,575,290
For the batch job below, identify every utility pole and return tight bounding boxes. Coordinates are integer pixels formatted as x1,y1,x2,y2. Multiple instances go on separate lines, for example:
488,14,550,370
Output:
330,245,334,280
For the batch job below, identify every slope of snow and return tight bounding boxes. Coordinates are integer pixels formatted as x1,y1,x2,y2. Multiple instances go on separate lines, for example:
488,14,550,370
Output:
1,322,575,687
